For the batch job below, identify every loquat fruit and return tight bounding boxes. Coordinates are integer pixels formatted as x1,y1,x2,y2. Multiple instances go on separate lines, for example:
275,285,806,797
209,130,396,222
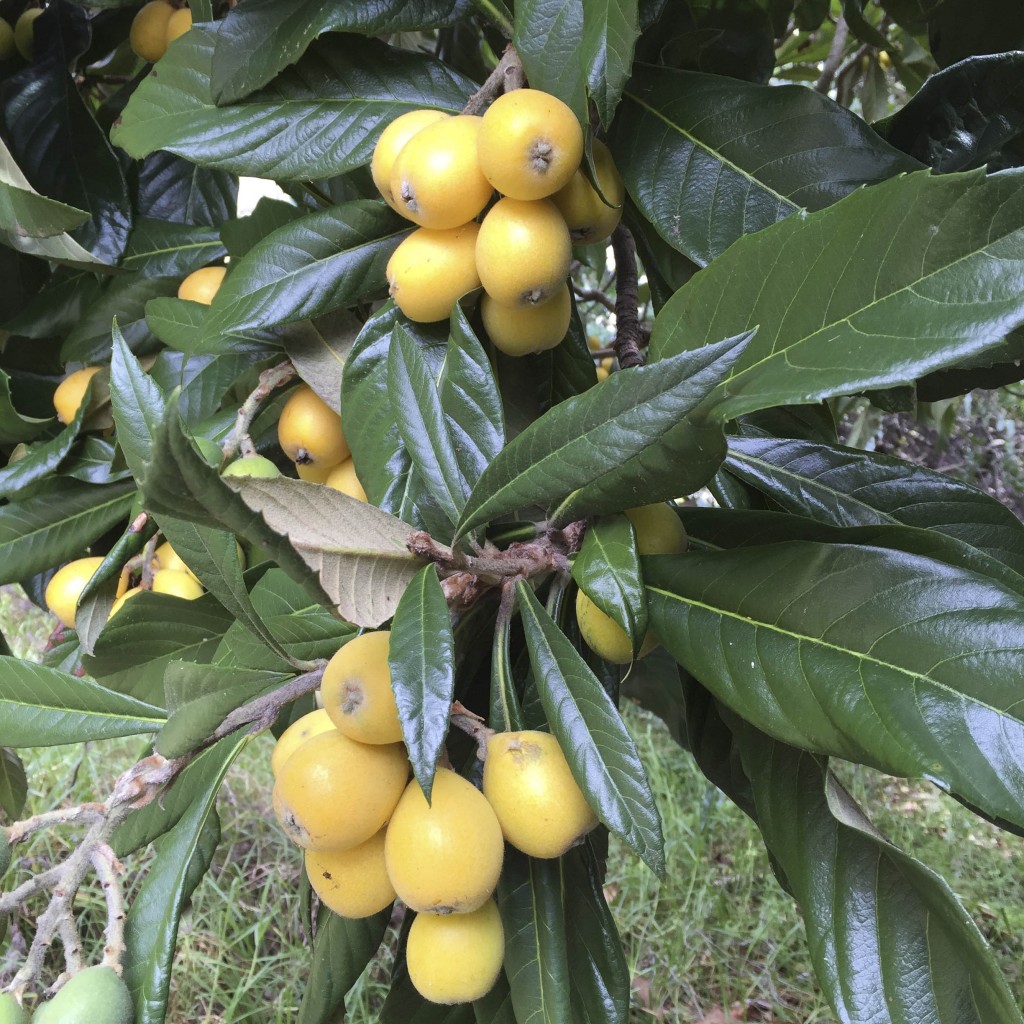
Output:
625,503,688,555
129,0,173,62
481,283,570,356
0,19,15,62
165,5,191,43
45,556,117,630
305,828,396,919
271,707,337,778
13,7,42,61
371,109,450,210
151,568,203,600
325,458,367,502
390,115,493,229
277,383,350,469
406,898,505,1004
575,589,656,665
32,966,133,1024
53,365,102,425
296,460,338,483
221,454,281,479
321,631,402,745
177,265,226,305
386,222,481,323
476,198,570,308
550,139,624,245
385,768,504,914
477,88,583,201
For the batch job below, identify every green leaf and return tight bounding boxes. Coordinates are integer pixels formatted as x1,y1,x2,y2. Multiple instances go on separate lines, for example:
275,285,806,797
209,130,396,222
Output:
0,478,135,586
571,515,647,654
733,723,1024,1024
389,322,472,526
0,658,164,746
110,322,166,486
581,0,640,127
0,136,90,237
0,748,27,822
516,582,665,874
651,169,1024,419
456,333,752,537
282,309,360,407
388,565,454,802
297,909,392,1024
514,0,587,126
0,369,50,445
497,848,571,1024
120,218,226,278
439,307,506,491
111,30,474,180
135,151,237,228
723,436,1024,577
221,197,304,259
610,65,922,268
145,297,280,357
200,201,405,346
226,476,427,628
211,0,470,103
645,542,1024,832
0,400,87,500
123,737,244,1024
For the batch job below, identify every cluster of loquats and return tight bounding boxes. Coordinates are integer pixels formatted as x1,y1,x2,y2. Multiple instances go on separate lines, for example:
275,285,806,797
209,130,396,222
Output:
128,0,191,63
575,503,689,664
272,632,599,1005
0,7,43,62
375,88,625,357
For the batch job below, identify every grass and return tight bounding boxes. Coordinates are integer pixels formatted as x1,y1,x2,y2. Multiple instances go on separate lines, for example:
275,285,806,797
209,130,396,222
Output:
3,585,1023,1022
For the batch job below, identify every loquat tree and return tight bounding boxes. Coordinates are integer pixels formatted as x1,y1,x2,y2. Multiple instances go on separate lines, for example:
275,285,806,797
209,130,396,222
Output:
1,0,1024,1020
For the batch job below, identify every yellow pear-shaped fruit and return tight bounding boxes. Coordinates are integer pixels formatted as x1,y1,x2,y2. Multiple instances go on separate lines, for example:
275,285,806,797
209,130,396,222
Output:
482,730,597,858
0,19,17,61
108,586,142,620
371,109,450,209
177,265,226,304
575,590,656,665
325,458,367,502
305,828,396,919
386,222,481,323
277,383,349,468
273,730,408,851
625,503,688,555
550,139,624,245
476,198,570,308
14,7,43,61
129,0,173,61
406,899,505,1004
152,540,198,581
385,769,504,914
151,568,203,600
481,283,570,356
164,5,191,43
390,115,493,229
53,365,102,425
321,631,402,745
44,556,104,629
295,460,338,483
595,365,610,383
478,89,583,201
271,708,337,778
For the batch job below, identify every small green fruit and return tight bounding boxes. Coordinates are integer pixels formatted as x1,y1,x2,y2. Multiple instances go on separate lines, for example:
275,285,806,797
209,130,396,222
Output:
0,831,10,877
0,992,29,1024
222,454,281,479
14,8,43,61
0,18,16,61
33,966,133,1024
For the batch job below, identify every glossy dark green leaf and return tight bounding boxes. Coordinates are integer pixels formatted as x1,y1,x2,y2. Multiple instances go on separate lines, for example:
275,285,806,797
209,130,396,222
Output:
473,974,517,1024
0,369,50,445
733,722,1024,1024
563,840,630,1024
200,201,405,346
581,0,640,127
514,0,588,125
111,30,474,180
110,323,166,486
123,738,243,1024
456,333,752,537
724,436,1024,576
135,151,237,228
212,0,469,103
550,297,600,403
120,218,226,279
610,65,922,267
517,582,665,874
297,908,391,1024
145,298,281,358
389,322,472,526
0,658,164,746
651,169,1024,419
0,748,27,822
153,349,260,426
497,848,571,1024
646,541,1024,832
0,400,86,500
571,515,646,654
0,137,89,237
282,308,360,407
389,564,454,802
439,307,506,491
0,477,135,586
220,197,304,260
490,603,525,733
927,0,1024,68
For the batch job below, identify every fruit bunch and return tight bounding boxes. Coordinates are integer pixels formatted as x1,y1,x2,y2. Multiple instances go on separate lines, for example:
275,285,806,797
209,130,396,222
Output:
374,89,625,357
272,631,599,1004
129,0,191,63
0,8,43,62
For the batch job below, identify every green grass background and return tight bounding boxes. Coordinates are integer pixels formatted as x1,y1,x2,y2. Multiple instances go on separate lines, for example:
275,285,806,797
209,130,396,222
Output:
2,585,1021,1022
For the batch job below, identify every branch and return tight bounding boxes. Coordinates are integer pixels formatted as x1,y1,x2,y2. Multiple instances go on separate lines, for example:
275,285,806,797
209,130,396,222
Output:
610,226,645,369
448,701,496,761
572,283,616,314
463,45,525,115
815,15,849,94
222,361,297,462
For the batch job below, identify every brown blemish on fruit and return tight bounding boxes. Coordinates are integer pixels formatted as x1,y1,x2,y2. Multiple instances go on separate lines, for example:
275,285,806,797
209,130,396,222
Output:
341,681,364,715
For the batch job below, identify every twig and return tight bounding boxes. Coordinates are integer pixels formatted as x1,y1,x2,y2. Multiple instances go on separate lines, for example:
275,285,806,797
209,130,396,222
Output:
448,701,495,761
223,361,297,462
128,512,148,534
57,915,83,976
572,283,616,313
90,845,126,973
610,226,645,369
815,15,849,94
463,45,525,115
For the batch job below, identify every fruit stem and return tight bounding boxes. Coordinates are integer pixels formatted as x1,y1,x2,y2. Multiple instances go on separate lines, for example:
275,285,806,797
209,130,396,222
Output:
223,360,297,463
610,226,645,370
449,700,495,761
463,44,524,115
